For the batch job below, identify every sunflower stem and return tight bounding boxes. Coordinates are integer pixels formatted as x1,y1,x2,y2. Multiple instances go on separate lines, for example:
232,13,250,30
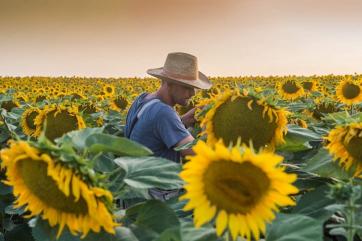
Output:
346,198,356,241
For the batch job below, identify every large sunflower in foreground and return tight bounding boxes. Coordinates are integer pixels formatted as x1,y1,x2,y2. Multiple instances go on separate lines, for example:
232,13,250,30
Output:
325,123,362,176
202,90,288,150
335,78,362,105
34,104,86,141
180,141,298,241
276,79,305,101
0,141,117,238
21,107,41,136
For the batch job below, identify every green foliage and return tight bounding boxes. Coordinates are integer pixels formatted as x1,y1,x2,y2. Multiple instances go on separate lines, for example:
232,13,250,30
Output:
278,124,321,152
266,214,323,241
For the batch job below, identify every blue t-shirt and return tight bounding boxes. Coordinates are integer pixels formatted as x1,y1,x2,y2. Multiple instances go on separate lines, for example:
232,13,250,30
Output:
124,93,190,163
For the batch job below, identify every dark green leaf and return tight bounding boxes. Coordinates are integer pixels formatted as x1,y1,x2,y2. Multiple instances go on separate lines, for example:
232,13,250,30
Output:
278,125,322,152
292,185,336,222
179,222,222,241
303,149,352,179
266,213,323,241
126,200,180,241
0,182,12,195
86,133,152,156
56,127,104,152
5,223,35,241
114,156,183,190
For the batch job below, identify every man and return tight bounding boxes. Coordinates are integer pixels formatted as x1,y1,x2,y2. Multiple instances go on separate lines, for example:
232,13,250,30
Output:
125,52,212,163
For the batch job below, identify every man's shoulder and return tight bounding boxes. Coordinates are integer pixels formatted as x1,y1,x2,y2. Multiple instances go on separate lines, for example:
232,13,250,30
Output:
152,101,176,116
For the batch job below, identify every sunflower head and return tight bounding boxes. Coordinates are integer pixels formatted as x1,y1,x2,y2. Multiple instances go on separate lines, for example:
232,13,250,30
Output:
0,99,20,112
180,140,298,240
336,78,362,105
325,123,362,176
312,101,341,120
21,107,42,136
110,96,129,112
289,118,308,128
302,79,318,93
202,90,288,150
34,104,86,141
102,84,115,97
0,140,117,238
277,79,305,101
79,102,99,114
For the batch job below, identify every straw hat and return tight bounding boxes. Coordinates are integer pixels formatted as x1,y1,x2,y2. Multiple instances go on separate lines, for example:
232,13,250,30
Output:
147,52,212,90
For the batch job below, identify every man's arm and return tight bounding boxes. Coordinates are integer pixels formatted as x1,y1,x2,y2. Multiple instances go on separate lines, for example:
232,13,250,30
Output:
175,135,195,157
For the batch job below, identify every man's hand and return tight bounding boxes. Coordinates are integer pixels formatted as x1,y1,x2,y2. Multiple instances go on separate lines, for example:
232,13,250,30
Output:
181,107,197,128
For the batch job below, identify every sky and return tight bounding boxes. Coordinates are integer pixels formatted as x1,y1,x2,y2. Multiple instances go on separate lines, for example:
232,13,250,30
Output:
1,0,362,77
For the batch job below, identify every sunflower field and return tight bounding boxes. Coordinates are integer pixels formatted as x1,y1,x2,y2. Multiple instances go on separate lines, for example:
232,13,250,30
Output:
0,75,362,241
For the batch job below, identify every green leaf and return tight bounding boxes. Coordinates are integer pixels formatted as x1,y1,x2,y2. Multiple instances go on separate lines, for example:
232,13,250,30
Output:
179,222,222,241
56,127,104,151
86,133,153,156
5,204,25,215
4,223,35,241
292,185,336,222
113,227,139,241
114,156,183,190
266,213,323,241
278,125,322,152
126,200,180,241
0,182,12,195
303,148,352,179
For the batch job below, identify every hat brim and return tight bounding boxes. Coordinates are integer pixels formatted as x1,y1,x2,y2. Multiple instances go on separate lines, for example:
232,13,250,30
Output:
147,67,212,90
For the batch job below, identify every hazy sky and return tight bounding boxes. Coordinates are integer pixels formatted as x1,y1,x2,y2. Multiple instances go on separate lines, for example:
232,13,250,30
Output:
1,0,362,77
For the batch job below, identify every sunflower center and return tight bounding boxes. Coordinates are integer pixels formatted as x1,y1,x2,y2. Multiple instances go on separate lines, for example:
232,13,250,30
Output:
18,159,88,214
1,101,18,112
344,134,362,163
26,111,38,130
212,97,278,149
114,97,128,110
342,83,360,99
203,161,270,214
80,104,97,114
282,81,299,94
106,87,113,93
302,82,313,91
45,110,80,141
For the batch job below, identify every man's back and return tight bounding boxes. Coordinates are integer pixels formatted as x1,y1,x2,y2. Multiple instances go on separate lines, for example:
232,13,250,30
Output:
125,93,190,163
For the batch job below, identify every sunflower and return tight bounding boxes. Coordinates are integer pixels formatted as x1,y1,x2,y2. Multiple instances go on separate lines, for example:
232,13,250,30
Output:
79,102,99,114
102,84,115,98
202,90,288,150
21,107,41,136
302,79,318,93
110,96,129,112
0,141,117,238
335,78,362,105
312,101,341,120
289,118,308,128
325,123,362,176
34,104,86,141
276,79,305,101
0,99,20,112
180,140,298,240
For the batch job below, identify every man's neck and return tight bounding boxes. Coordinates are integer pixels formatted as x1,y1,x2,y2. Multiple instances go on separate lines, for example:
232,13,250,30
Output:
147,88,175,107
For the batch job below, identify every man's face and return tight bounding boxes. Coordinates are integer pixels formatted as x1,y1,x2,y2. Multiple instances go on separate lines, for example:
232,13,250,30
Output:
168,82,196,106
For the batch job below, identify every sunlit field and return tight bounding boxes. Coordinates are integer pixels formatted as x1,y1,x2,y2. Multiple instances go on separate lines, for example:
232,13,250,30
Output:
0,75,361,241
